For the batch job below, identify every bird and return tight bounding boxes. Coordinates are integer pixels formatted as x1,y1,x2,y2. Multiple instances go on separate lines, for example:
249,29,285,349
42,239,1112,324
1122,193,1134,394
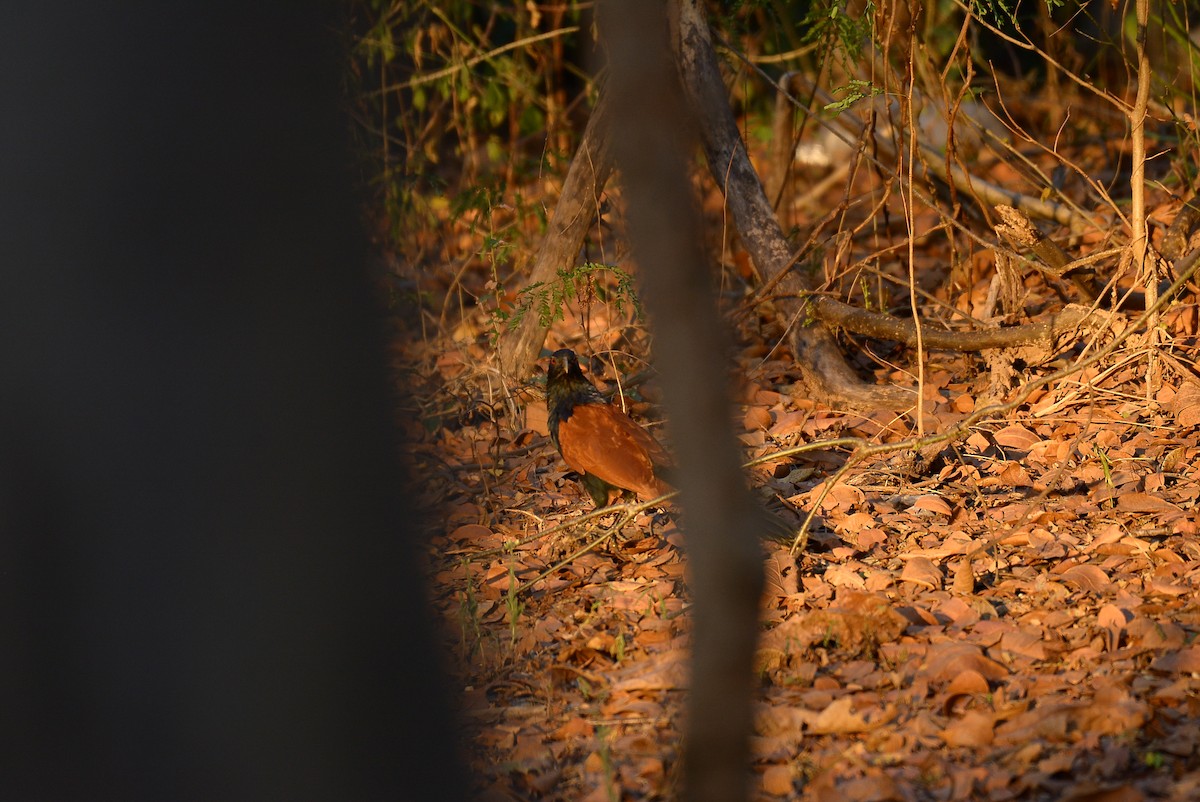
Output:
545,348,671,507
545,348,800,545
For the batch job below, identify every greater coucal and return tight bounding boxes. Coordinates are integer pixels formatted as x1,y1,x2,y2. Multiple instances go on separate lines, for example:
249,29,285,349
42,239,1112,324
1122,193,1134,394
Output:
545,349,799,544
546,348,671,507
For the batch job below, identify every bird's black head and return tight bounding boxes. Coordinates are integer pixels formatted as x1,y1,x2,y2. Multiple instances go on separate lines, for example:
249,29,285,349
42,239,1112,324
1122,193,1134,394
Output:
546,348,603,446
547,348,586,385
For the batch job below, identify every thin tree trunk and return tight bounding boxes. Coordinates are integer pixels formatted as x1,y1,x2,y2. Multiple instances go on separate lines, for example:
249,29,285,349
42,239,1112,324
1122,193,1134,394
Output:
1130,0,1160,396
500,0,917,409
497,93,615,379
602,3,764,801
672,0,913,409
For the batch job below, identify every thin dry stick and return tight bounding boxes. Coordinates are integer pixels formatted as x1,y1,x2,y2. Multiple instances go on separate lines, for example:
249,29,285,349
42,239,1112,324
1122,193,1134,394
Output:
726,41,1032,248
396,26,582,90
1031,346,1153,418
948,0,1132,114
473,488,680,561
516,507,640,593
987,76,1127,230
863,42,1095,231
1130,0,1160,397
781,247,1200,554
902,65,926,438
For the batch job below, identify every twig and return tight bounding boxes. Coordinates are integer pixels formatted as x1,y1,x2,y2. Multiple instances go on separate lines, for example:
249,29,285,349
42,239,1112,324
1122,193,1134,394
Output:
812,294,1097,351
987,75,1127,230
1130,0,1161,398
947,0,1132,115
902,52,927,438
783,246,1200,554
393,26,582,90
762,58,1095,233
1031,346,1154,418
472,489,679,559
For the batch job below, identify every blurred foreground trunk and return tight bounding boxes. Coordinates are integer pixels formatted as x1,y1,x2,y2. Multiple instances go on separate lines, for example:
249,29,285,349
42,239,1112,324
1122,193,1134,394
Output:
601,3,765,801
0,4,466,800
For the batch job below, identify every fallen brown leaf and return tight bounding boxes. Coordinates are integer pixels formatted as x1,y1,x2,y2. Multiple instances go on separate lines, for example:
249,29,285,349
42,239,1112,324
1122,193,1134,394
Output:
1151,646,1200,673
899,556,943,590
761,764,794,796
1058,563,1112,594
940,709,996,748
1168,379,1200,428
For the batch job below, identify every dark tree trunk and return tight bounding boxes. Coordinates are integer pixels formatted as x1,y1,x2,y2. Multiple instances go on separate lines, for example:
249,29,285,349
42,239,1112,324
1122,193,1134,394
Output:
671,0,913,409
601,3,765,801
0,5,466,800
498,0,916,409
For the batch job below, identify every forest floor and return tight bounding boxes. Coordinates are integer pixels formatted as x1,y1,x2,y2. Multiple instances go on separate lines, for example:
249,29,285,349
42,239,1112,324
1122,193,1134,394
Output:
389,111,1200,801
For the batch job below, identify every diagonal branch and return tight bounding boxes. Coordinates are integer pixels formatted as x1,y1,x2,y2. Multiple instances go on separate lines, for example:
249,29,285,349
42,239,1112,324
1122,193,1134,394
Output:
496,92,614,379
672,0,914,410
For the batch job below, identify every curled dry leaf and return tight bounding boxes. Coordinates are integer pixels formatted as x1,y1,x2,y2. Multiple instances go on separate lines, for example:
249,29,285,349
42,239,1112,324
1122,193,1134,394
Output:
992,424,1042,451
1096,604,1130,630
804,482,867,513
951,559,975,594
997,627,1047,661
942,668,992,712
900,556,943,590
769,410,810,438
834,511,877,535
1127,616,1187,651
919,643,1009,684
611,649,690,691
935,596,980,626
1116,492,1184,517
908,494,953,516
763,547,798,597
1058,563,1112,594
451,523,495,542
940,709,997,748
837,772,905,802
743,405,773,431
1168,379,1200,428
808,696,871,734
754,705,810,739
1145,577,1191,597
993,702,1078,745
761,764,794,796
1151,646,1200,674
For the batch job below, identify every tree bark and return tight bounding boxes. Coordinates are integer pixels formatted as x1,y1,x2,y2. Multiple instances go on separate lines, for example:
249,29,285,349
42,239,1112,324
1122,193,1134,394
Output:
814,296,1094,351
497,92,615,379
672,0,913,409
499,1,1118,407
602,3,764,801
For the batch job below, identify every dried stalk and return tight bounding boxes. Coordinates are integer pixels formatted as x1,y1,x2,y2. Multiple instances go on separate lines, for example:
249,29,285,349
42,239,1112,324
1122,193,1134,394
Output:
1130,0,1160,396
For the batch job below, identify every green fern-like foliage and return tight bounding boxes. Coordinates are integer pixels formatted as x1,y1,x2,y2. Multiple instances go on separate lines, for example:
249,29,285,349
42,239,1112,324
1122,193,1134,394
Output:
508,262,642,330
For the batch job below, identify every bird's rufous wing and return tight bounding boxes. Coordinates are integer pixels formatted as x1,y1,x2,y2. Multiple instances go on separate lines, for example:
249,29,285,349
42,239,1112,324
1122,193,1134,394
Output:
557,403,670,500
